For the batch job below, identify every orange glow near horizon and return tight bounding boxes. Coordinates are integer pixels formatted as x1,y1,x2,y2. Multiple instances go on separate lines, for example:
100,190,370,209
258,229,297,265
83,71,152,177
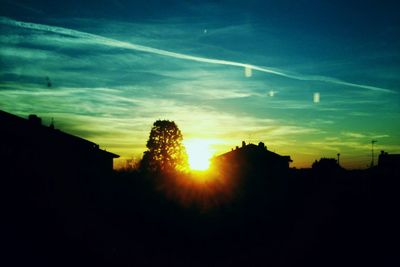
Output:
158,166,237,210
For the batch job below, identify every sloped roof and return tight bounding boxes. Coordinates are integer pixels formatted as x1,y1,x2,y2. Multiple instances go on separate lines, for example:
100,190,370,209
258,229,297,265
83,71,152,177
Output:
0,109,119,158
217,143,292,162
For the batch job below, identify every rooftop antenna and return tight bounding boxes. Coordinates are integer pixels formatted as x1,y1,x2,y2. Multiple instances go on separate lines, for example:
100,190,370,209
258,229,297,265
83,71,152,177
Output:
370,140,377,168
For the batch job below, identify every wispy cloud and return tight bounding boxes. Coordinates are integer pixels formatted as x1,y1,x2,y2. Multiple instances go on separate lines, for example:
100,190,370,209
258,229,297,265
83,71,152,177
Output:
0,16,395,93
342,132,390,140
342,132,366,139
0,83,318,157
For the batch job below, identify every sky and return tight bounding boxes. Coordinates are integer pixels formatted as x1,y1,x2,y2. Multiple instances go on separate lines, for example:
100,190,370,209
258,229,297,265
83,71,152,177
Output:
1,0,399,169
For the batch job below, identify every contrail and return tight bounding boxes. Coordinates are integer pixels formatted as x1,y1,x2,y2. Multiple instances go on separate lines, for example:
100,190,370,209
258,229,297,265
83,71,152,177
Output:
0,16,394,93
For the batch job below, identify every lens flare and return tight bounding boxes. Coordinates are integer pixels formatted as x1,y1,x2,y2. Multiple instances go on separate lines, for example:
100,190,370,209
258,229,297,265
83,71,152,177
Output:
313,92,320,103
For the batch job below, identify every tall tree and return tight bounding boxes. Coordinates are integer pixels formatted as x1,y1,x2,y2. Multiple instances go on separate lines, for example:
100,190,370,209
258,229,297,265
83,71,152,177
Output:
142,120,188,172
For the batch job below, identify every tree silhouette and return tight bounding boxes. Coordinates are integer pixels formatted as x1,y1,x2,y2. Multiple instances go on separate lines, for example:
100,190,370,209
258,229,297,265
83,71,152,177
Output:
141,120,188,172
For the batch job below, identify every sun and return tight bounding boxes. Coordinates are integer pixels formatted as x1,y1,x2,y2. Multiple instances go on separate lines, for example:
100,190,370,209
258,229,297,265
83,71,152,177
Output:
184,139,215,171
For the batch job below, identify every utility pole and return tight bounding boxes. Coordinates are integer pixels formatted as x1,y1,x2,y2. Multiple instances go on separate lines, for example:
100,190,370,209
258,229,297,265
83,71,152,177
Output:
370,140,377,168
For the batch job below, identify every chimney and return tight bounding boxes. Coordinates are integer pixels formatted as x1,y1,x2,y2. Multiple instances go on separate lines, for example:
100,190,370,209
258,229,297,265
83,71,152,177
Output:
49,117,55,129
258,142,266,149
28,114,42,125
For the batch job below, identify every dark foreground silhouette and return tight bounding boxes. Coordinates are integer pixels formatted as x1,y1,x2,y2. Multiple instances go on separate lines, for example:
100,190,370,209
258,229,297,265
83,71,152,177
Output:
2,164,399,267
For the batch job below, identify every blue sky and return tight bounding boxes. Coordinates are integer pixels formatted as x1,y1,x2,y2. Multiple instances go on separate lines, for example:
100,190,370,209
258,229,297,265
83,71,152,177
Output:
1,0,399,168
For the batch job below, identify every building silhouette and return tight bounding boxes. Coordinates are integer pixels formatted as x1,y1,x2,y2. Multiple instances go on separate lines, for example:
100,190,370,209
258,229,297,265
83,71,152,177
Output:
378,150,400,174
215,141,292,171
0,110,119,178
211,141,292,211
312,157,341,172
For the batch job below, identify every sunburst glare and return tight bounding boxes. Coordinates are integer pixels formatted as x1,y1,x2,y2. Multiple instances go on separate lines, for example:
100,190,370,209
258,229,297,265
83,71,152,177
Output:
184,139,216,171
